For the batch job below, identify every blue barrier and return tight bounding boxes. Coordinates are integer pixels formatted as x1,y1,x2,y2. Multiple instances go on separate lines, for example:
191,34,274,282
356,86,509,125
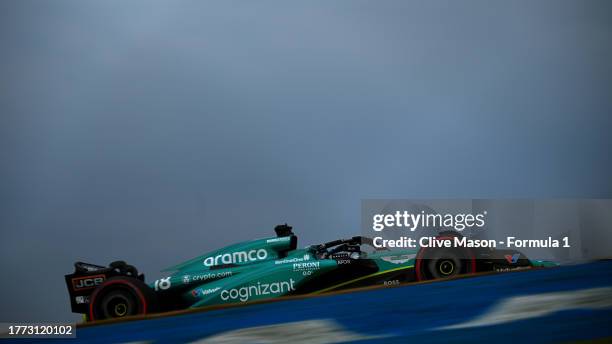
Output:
14,261,612,343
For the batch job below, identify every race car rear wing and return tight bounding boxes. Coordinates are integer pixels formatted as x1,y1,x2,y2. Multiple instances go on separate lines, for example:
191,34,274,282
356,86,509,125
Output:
64,261,144,314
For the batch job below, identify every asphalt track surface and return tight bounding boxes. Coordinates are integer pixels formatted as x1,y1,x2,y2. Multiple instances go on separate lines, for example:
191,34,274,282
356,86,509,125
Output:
7,260,612,343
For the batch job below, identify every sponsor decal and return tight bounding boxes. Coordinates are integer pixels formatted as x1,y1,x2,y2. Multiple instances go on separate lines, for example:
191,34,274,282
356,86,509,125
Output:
203,249,268,267
293,261,320,276
337,259,352,265
494,266,530,272
192,287,221,297
79,263,103,272
183,275,190,284
154,277,171,291
293,261,320,271
75,296,90,304
220,279,296,302
275,254,311,265
266,237,291,243
202,287,220,295
71,274,105,291
191,271,232,282
505,253,521,264
384,279,400,286
381,254,415,265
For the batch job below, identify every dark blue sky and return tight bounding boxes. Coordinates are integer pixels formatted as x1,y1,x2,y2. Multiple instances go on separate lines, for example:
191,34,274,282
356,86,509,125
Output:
1,0,611,321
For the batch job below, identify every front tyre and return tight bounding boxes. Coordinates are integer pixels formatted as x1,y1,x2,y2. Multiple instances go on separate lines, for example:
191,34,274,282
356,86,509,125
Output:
89,277,156,321
425,248,462,279
416,232,476,281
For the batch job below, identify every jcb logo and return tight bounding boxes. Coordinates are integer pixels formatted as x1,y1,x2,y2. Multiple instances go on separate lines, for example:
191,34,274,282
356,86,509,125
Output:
72,274,105,290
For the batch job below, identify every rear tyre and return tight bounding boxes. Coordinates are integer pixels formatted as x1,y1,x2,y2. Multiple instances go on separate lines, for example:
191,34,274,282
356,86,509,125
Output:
89,277,156,321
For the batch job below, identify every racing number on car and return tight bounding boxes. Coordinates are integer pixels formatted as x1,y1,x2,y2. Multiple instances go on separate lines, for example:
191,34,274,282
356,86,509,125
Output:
154,277,171,291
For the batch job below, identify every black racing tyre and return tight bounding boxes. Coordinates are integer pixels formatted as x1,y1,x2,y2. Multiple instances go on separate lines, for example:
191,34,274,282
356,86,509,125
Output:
425,248,462,279
416,231,475,281
89,276,156,321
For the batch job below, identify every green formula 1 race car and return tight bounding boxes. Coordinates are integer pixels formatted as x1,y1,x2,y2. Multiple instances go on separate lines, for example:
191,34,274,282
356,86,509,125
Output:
65,224,555,321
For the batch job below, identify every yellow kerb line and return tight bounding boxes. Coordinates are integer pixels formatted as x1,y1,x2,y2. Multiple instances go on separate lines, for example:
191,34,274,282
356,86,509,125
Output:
311,265,414,295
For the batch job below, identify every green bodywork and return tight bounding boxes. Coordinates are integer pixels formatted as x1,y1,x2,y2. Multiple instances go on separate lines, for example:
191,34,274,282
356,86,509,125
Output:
147,233,556,309
149,235,418,308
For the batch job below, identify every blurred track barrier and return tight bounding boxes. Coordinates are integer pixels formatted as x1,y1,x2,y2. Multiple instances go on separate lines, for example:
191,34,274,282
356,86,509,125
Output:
192,319,388,344
9,261,612,343
438,286,612,330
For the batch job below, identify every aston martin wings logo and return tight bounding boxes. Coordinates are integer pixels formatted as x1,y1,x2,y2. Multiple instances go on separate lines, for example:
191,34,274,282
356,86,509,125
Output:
381,254,415,264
